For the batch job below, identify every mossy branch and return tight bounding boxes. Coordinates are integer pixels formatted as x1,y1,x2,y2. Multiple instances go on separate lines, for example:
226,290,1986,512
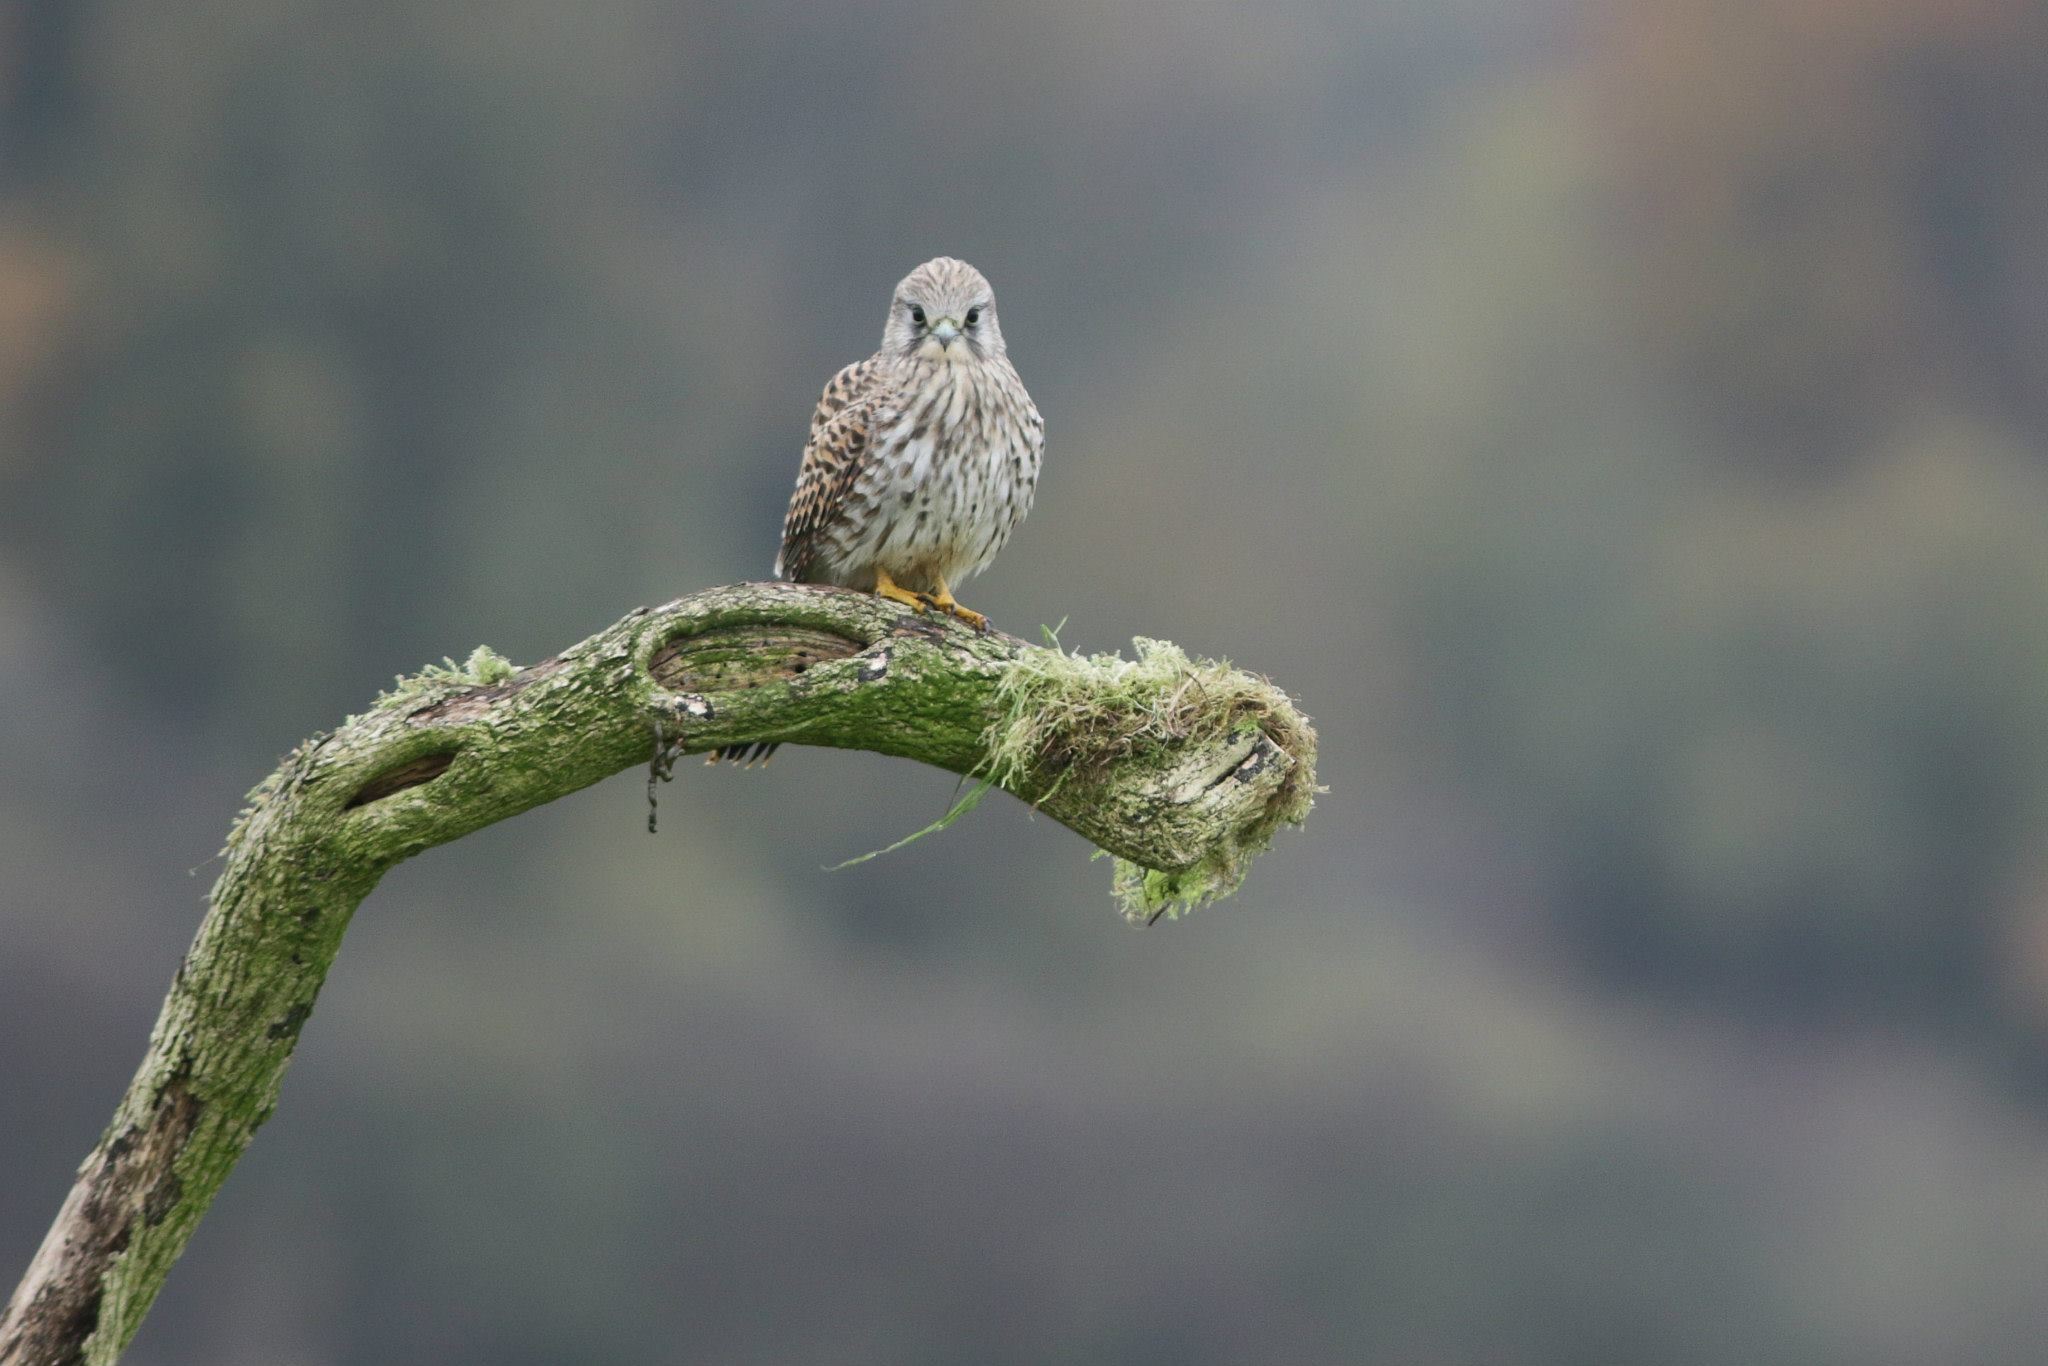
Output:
0,582,1316,1366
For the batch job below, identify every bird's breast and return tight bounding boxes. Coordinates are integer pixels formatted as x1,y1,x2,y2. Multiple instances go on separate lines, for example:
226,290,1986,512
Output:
829,361,1039,589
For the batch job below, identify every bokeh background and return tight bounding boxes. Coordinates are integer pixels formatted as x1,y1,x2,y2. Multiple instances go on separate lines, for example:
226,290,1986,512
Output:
7,1,2048,1361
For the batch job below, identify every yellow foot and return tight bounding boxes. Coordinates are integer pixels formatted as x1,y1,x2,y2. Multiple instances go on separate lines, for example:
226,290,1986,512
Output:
873,569,990,632
872,567,929,613
923,580,990,633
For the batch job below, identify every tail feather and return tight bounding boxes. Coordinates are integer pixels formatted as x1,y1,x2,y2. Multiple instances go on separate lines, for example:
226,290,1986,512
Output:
712,561,794,765
707,742,781,767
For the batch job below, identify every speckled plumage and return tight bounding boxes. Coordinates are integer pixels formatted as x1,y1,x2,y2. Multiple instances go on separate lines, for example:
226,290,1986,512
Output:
774,258,1043,608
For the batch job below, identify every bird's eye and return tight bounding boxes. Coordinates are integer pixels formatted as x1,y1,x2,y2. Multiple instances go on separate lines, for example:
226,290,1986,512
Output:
909,305,926,325
965,307,981,326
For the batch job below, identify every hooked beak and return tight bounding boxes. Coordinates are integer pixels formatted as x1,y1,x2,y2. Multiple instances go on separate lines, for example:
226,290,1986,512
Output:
928,317,961,342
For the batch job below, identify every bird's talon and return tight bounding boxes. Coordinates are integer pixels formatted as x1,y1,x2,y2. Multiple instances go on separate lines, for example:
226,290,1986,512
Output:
872,569,930,615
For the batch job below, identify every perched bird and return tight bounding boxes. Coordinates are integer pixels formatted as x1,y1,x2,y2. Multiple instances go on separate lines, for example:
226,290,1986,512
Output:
711,257,1044,765
775,256,1044,629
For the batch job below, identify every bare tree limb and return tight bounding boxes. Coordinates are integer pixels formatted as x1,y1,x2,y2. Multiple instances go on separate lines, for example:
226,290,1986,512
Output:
0,582,1317,1366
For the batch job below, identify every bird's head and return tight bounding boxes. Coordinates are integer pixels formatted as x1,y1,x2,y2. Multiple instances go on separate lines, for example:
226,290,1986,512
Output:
883,257,1004,362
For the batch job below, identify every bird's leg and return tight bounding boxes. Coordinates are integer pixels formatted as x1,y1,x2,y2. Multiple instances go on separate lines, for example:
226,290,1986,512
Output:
923,579,989,633
872,566,930,614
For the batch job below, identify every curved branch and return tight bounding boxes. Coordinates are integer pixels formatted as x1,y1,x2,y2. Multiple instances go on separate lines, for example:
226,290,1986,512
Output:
0,582,1316,1366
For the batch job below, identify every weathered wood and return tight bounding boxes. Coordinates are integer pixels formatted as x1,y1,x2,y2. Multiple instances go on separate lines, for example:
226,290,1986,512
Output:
0,582,1316,1365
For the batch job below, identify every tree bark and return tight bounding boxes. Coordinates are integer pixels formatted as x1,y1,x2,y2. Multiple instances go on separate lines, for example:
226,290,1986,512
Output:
0,582,1315,1366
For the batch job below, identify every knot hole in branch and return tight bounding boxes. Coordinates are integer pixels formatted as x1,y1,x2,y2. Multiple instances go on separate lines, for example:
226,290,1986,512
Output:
344,751,457,809
649,622,867,694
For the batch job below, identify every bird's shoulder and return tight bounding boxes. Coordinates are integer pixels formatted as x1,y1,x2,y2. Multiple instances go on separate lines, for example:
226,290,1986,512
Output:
779,354,905,579
806,355,902,446
801,354,912,480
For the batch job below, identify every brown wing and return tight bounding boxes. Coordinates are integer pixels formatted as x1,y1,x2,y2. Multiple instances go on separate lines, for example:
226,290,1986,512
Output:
776,358,890,582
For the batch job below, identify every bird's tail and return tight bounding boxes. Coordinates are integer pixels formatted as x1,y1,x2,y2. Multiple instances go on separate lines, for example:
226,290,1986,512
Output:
707,742,780,767
711,555,795,765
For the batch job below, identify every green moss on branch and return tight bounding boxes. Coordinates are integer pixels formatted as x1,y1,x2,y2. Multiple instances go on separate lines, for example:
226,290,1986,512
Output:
0,583,1317,1366
988,637,1320,920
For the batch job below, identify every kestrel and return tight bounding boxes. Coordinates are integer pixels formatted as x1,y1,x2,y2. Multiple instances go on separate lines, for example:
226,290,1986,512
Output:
711,258,1041,765
774,256,1044,630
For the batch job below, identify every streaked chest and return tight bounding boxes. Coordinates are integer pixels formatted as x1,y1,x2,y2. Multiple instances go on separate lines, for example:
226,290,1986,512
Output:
870,362,1029,493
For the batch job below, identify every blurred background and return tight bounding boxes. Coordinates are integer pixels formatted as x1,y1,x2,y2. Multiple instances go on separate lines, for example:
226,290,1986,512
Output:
6,0,2048,1361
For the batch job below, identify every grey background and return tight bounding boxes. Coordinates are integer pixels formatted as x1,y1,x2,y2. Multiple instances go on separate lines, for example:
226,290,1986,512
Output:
7,0,2048,1361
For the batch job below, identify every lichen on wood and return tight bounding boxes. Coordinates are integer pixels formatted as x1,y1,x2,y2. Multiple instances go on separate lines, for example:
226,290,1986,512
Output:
0,581,1317,1366
985,635,1320,921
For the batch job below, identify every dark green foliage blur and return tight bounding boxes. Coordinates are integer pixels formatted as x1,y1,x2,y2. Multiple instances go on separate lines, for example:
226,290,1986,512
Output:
6,1,2048,1362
